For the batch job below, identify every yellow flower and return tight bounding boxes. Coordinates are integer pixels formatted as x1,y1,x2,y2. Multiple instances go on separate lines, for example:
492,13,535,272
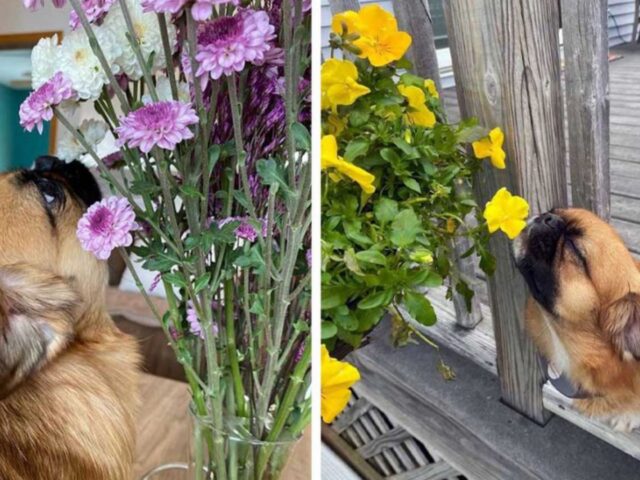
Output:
446,218,457,233
352,5,412,67
321,59,371,112
483,187,529,239
424,79,439,99
331,10,360,35
398,85,436,128
321,345,360,423
321,135,376,194
472,127,506,169
409,249,434,264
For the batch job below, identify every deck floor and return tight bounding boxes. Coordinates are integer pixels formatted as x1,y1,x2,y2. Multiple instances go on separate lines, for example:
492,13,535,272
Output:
441,45,640,255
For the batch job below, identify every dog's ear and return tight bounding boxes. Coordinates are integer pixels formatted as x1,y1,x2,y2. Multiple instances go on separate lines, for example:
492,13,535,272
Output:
0,265,78,398
601,292,640,361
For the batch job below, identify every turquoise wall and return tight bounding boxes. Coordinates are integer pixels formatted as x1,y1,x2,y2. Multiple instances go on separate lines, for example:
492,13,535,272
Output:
0,84,51,172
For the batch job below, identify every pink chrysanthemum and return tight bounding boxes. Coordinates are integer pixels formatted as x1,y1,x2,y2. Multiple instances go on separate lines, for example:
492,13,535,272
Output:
69,0,117,30
141,0,188,14
23,0,65,11
195,9,276,80
115,101,199,153
220,216,267,243
77,197,139,260
191,0,239,21
19,72,76,134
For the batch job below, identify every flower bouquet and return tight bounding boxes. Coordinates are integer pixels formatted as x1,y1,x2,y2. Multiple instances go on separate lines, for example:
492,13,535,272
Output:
321,5,528,353
21,0,311,478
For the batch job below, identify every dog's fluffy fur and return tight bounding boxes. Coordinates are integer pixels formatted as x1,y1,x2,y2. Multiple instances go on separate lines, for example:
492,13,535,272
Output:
0,159,140,479
515,208,640,431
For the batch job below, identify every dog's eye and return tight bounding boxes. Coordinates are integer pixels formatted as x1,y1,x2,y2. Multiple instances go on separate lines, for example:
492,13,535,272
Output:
34,178,63,208
566,238,588,269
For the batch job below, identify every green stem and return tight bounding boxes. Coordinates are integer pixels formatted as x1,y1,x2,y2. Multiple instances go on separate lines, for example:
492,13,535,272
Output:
225,278,247,417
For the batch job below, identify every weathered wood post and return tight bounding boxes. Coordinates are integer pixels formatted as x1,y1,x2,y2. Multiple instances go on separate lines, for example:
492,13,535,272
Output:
329,0,359,15
394,0,483,329
444,0,567,424
561,0,610,219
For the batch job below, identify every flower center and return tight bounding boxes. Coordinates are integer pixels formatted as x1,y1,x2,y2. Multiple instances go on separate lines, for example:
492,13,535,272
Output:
90,206,114,235
198,16,242,46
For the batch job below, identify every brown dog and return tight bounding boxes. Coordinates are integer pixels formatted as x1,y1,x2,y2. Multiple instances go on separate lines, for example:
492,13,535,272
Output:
514,207,640,431
0,157,140,479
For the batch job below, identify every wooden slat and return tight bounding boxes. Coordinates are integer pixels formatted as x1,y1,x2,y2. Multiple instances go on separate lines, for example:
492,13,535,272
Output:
444,0,565,425
357,426,412,459
561,0,610,219
388,461,459,480
332,396,372,434
322,423,385,480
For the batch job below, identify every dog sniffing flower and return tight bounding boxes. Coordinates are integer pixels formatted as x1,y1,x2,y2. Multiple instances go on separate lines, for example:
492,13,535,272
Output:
321,344,360,423
398,85,436,128
473,127,506,169
115,101,198,153
69,0,117,30
77,197,139,260
321,59,370,112
483,187,529,240
321,135,375,194
19,72,76,134
195,9,276,80
191,0,240,21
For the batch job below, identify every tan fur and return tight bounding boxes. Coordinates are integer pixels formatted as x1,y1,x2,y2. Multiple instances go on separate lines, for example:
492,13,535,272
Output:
523,208,640,429
0,171,140,479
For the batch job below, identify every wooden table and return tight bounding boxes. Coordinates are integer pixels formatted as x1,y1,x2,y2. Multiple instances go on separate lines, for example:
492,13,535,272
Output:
135,374,311,479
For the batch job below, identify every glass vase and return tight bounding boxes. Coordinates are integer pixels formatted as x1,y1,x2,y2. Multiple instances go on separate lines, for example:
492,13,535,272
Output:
188,407,299,480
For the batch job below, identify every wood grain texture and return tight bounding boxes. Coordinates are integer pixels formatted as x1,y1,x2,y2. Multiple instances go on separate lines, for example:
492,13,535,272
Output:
134,374,310,480
561,0,610,219
329,0,360,14
444,0,567,424
388,461,459,480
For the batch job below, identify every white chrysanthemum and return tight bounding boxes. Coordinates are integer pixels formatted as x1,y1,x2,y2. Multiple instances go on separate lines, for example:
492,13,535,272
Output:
104,1,177,81
142,76,191,104
58,27,122,100
31,34,61,89
57,119,108,166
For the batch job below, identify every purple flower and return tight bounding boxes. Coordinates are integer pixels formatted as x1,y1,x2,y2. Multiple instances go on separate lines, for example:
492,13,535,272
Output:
142,0,188,14
305,248,311,267
77,196,139,260
102,151,124,169
149,273,162,293
69,0,117,30
23,0,65,10
220,216,267,243
187,302,219,339
191,0,239,21
19,72,76,134
115,101,199,153
195,9,276,80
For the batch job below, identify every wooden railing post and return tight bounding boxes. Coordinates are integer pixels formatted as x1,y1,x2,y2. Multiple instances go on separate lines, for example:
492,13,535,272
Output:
329,0,360,15
394,0,483,329
561,0,610,219
444,0,566,424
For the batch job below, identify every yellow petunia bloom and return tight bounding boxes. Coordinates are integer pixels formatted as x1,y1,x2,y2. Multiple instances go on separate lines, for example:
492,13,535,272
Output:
321,59,371,112
352,5,412,67
398,85,436,128
321,135,376,194
483,187,529,240
424,79,439,99
331,10,360,35
472,127,506,169
321,345,360,423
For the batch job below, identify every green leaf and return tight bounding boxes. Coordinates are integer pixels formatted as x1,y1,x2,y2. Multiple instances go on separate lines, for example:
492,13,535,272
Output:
344,139,370,162
402,178,421,193
374,198,398,224
292,122,311,151
194,273,211,294
343,249,364,275
392,138,419,158
455,280,475,312
321,321,338,340
358,289,393,310
180,185,205,200
404,291,437,326
355,250,387,266
256,158,291,194
207,145,221,175
349,108,370,127
457,124,488,144
390,209,423,247
400,73,425,87
322,286,350,310
335,312,359,332
163,272,188,289
234,247,265,271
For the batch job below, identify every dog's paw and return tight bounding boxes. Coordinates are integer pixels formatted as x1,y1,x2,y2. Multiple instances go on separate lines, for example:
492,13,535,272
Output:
608,413,640,432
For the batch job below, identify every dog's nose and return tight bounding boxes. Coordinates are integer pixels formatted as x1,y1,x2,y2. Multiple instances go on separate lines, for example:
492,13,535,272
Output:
534,212,564,231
